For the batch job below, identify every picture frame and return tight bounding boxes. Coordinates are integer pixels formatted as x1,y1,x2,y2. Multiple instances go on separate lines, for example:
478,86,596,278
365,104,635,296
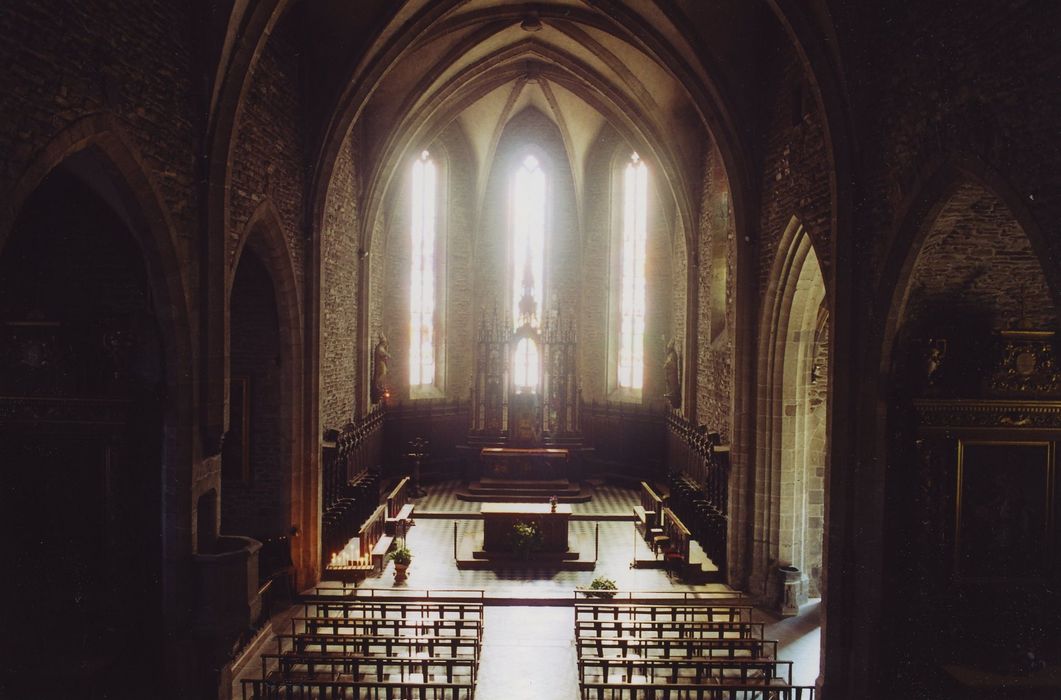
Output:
954,440,1054,580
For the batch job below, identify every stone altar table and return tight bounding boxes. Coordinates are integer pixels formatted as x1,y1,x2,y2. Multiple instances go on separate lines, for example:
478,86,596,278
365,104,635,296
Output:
480,502,572,553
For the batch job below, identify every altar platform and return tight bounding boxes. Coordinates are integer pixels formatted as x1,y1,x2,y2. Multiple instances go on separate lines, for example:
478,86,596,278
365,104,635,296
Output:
456,502,594,570
457,444,593,503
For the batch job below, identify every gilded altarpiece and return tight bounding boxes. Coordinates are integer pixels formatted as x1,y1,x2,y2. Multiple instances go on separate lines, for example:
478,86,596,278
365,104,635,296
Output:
912,330,1060,582
899,328,1061,675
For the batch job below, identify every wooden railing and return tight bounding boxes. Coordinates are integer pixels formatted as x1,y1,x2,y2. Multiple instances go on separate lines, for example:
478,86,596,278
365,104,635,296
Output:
358,504,388,566
634,480,663,539
386,476,410,519
662,506,691,564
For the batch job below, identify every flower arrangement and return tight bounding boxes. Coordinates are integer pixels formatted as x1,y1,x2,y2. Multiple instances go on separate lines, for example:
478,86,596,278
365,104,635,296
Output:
587,575,618,598
508,520,542,558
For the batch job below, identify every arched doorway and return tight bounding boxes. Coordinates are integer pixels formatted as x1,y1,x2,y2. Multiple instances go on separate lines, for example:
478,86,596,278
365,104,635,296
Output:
223,203,306,584
223,248,286,536
880,177,1060,694
755,219,829,608
0,164,164,698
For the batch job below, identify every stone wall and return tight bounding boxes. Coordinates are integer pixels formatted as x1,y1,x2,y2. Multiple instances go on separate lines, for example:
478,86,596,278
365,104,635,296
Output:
0,0,199,266
695,143,735,439
756,49,833,295
224,250,286,537
320,128,362,428
904,181,1056,331
228,11,306,286
851,1,1061,298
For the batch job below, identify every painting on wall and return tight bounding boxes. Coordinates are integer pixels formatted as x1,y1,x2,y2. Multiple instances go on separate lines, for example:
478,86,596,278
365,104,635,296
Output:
955,440,1054,580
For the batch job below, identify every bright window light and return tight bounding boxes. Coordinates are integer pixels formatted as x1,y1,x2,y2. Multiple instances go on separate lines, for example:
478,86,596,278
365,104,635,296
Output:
409,151,436,386
512,154,545,329
618,153,647,390
513,337,540,392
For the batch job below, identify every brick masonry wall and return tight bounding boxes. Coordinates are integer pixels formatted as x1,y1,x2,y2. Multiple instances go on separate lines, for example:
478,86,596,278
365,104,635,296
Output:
756,49,832,296
442,123,476,402
228,12,306,287
850,1,1061,304
579,125,618,402
320,128,361,428
0,0,199,270
671,216,688,386
224,250,287,537
904,181,1056,331
695,143,735,440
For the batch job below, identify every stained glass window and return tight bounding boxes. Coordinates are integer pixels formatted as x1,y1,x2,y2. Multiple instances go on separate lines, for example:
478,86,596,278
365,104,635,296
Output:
618,153,648,390
409,151,436,386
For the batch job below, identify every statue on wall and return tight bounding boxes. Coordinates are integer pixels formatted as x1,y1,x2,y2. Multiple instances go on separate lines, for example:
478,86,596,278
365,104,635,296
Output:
371,332,390,404
664,338,681,409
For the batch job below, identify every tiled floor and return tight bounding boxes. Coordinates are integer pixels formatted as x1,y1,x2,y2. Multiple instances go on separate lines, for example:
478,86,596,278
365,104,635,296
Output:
235,480,822,699
414,479,640,516
369,518,711,595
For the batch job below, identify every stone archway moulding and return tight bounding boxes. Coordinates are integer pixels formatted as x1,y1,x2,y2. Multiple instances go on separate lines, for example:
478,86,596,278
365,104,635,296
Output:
229,198,315,584
0,112,197,648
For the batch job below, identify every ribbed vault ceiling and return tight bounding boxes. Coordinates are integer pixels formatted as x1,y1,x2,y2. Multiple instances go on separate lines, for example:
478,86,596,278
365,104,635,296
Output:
296,0,768,236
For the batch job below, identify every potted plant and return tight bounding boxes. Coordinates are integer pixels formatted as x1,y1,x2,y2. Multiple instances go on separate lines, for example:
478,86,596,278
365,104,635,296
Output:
388,542,412,582
508,520,542,559
586,575,618,599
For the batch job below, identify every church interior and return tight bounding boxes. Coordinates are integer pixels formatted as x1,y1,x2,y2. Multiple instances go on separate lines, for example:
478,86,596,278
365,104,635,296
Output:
2,1,1060,698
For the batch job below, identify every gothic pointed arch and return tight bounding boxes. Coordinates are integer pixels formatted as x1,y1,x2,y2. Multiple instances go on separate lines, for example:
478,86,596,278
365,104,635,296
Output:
752,217,829,614
228,197,312,583
0,115,194,694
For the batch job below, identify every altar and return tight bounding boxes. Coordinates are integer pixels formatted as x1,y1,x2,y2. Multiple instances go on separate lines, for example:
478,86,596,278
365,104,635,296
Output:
479,447,568,480
480,502,572,553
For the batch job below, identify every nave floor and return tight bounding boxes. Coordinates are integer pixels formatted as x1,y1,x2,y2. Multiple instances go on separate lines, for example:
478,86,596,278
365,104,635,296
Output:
233,479,821,698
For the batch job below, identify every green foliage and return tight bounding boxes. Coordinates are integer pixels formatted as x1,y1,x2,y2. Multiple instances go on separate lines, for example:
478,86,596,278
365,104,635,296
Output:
587,575,618,598
388,543,412,565
508,520,542,557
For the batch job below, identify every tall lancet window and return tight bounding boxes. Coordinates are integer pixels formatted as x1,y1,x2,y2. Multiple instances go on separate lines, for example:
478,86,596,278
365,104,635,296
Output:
618,152,648,390
511,154,546,330
409,150,436,387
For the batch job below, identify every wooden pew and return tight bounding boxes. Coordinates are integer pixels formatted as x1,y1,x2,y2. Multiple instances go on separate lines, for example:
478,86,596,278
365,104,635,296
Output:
309,585,487,603
241,675,475,700
275,633,480,663
575,619,765,641
293,615,483,641
575,636,778,660
575,603,753,624
306,600,484,621
577,656,794,685
578,680,815,699
259,653,478,684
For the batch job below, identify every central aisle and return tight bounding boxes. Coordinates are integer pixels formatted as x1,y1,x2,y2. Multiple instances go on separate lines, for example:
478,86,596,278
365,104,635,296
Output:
476,606,579,700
